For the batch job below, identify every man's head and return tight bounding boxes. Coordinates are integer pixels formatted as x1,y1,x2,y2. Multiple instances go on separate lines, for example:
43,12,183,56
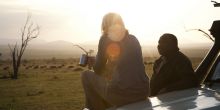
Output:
158,33,179,56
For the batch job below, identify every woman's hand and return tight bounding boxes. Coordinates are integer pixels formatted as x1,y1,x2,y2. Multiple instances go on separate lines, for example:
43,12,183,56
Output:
87,56,95,69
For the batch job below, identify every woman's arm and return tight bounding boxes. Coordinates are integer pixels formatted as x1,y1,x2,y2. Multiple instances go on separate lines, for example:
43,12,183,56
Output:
93,36,108,75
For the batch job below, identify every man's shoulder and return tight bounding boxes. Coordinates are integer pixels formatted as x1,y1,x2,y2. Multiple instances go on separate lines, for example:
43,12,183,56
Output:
175,52,192,64
154,57,163,66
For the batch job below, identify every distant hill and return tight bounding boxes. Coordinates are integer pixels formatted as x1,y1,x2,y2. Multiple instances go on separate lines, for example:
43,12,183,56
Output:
141,42,213,58
0,39,213,60
0,40,98,59
0,38,47,45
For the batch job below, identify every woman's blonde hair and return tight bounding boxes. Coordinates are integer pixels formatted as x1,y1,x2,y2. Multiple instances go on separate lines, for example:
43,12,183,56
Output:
101,13,125,35
101,13,126,41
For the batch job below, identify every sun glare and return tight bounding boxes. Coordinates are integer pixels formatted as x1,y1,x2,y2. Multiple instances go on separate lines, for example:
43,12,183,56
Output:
7,0,217,44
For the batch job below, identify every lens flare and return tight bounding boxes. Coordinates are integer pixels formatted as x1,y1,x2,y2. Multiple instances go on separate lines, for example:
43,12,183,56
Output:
106,43,121,61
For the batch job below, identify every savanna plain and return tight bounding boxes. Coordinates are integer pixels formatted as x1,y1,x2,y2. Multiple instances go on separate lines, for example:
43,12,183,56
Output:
0,57,202,110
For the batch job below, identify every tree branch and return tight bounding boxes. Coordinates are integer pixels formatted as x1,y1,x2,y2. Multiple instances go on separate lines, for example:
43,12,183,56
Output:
185,28,214,42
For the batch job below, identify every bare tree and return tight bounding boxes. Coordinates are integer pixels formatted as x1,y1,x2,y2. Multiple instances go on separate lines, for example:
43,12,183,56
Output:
8,14,40,79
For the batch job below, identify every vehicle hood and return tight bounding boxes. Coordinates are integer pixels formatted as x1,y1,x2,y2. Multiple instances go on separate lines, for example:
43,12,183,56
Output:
108,87,220,110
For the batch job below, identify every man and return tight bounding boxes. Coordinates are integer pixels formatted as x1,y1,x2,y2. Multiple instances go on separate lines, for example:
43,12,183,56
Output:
150,33,198,96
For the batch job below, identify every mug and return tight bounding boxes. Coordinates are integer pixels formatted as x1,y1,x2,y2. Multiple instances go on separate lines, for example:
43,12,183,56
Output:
79,54,88,67
87,56,96,69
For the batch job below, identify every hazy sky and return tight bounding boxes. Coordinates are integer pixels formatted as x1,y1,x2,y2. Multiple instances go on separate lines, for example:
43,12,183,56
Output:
0,0,219,45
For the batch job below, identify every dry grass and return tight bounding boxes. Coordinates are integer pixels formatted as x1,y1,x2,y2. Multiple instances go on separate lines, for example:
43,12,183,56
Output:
0,57,203,110
0,59,85,110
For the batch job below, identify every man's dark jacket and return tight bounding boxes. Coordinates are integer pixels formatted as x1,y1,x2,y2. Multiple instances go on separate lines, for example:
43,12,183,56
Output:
150,51,198,96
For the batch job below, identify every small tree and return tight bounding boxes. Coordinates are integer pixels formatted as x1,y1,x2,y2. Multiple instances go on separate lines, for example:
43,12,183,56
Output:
8,14,40,79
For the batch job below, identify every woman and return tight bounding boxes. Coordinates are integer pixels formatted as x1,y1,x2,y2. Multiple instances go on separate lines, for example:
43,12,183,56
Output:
81,13,149,110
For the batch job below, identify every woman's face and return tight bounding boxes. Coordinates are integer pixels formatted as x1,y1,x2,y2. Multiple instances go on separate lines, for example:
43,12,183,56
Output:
108,24,126,41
